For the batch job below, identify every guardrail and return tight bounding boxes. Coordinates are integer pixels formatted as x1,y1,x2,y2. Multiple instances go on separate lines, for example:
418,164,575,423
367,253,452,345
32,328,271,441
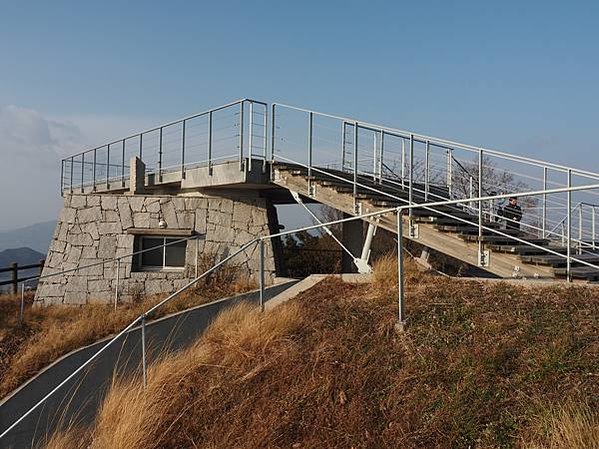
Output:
60,98,268,194
270,102,599,269
0,260,44,294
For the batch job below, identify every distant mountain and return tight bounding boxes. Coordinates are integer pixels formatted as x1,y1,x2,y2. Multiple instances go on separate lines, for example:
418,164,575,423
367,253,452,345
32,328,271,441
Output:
0,221,56,254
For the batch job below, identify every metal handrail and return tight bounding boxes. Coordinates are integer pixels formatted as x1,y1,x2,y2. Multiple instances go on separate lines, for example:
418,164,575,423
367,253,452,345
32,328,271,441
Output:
272,102,599,180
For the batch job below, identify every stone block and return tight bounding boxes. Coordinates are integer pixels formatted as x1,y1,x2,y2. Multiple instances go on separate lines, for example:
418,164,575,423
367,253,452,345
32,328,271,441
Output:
129,196,145,212
98,222,122,235
65,276,87,293
64,291,87,305
101,196,118,210
70,195,87,208
82,222,100,241
82,246,97,259
146,199,160,214
104,210,120,223
98,235,117,259
162,200,179,228
87,195,101,207
118,198,133,229
78,207,102,224
133,212,150,228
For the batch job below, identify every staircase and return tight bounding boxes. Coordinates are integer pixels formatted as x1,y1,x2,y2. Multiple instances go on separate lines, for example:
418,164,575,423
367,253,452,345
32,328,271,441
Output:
272,162,599,281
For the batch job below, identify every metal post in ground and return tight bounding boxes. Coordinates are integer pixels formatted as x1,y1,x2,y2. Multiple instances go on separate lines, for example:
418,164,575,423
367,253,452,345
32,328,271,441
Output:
396,208,406,330
567,169,572,281
121,139,126,188
593,205,596,249
141,314,147,388
270,104,276,165
308,112,313,180
408,134,414,231
379,131,385,184
259,239,265,312
478,149,485,266
542,167,548,238
424,140,430,201
353,122,358,213
578,204,583,255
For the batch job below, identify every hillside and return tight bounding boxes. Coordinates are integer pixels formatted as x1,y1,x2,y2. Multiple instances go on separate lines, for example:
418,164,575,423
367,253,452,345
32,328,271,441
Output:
44,260,599,449
0,221,55,254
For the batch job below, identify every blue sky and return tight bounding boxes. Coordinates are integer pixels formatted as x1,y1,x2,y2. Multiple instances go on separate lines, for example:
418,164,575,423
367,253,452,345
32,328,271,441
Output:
0,0,598,230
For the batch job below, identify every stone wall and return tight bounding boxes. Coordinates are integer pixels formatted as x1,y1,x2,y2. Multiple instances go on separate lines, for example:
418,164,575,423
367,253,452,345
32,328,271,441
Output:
36,193,278,305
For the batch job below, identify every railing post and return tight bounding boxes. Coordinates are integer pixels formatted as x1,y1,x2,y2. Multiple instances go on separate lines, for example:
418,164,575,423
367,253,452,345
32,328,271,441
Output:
139,133,143,159
208,111,213,175
308,112,313,180
593,205,596,249
478,149,485,266
341,122,347,170
80,152,85,193
270,104,276,165
379,131,385,184
263,104,268,173
396,208,405,329
372,131,377,182
446,148,453,198
424,140,430,201
239,101,245,171
542,167,548,238
114,259,120,311
259,239,265,312
106,144,111,189
181,120,186,179
566,169,572,281
401,139,406,189
10,262,17,295
121,139,126,188
70,156,74,193
93,148,97,191
578,204,583,255
353,122,359,213
60,160,64,196
248,101,254,172
158,127,163,181
140,314,148,388
408,134,414,227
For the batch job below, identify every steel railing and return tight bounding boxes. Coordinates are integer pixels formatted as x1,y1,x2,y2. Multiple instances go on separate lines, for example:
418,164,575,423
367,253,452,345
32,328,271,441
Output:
271,102,599,269
60,99,268,194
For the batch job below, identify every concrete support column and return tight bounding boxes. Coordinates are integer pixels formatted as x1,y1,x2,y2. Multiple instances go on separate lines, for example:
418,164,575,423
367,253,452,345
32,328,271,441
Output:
341,213,363,273
130,157,145,194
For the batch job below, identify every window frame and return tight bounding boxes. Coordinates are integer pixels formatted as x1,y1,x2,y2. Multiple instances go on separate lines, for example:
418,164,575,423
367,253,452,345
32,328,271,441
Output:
136,236,187,272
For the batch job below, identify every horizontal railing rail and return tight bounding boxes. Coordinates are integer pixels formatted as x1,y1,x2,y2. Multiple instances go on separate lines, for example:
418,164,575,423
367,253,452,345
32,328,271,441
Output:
0,260,45,294
61,99,268,194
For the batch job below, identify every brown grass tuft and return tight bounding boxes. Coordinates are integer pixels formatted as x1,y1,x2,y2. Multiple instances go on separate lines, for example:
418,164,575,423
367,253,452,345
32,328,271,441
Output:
522,402,599,449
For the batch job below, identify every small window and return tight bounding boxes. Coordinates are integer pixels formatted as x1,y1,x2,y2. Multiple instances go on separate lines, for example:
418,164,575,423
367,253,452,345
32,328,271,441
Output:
135,236,187,271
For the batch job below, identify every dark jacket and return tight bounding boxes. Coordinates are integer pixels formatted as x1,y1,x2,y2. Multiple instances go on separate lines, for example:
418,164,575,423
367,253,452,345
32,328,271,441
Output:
500,203,522,229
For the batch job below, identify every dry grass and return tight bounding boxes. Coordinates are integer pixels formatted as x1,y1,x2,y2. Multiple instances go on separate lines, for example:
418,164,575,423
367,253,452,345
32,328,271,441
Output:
522,402,599,449
43,260,599,449
0,266,256,399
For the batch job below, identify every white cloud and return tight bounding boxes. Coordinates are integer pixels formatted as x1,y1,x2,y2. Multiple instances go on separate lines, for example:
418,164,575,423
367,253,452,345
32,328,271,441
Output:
0,105,159,231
